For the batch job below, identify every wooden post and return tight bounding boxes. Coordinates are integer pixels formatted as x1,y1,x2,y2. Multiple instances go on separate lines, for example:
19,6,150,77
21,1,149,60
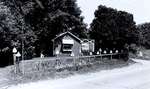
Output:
16,57,20,74
119,54,121,59
13,54,16,65
16,52,21,74
13,47,17,74
13,54,17,73
110,55,112,60
99,48,102,61
110,50,113,60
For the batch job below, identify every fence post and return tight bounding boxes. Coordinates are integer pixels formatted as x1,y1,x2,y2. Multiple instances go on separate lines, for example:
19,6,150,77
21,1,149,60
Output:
99,49,102,61
119,54,121,59
110,55,112,60
110,50,113,60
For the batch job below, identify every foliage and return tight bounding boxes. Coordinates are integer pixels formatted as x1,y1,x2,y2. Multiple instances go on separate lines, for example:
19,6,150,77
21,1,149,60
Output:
29,0,87,56
137,23,150,49
5,0,87,57
0,2,19,66
0,0,86,60
0,0,37,66
89,5,138,52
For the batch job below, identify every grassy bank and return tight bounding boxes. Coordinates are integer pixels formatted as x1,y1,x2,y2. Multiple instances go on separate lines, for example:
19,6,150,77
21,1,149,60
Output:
8,57,134,84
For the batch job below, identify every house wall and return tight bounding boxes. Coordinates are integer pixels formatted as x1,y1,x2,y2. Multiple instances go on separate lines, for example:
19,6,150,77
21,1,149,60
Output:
53,34,81,56
81,39,95,55
53,39,62,56
71,37,81,56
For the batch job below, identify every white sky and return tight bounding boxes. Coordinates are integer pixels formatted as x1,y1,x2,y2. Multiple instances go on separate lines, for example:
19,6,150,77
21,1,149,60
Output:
77,0,150,26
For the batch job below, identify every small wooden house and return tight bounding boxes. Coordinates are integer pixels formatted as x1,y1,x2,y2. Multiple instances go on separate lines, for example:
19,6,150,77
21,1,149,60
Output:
52,31,95,57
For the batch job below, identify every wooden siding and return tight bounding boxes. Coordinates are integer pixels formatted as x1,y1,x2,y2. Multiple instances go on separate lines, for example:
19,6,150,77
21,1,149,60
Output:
53,34,81,56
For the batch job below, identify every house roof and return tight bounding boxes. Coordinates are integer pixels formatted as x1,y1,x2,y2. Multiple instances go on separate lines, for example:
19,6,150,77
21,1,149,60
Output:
52,31,82,42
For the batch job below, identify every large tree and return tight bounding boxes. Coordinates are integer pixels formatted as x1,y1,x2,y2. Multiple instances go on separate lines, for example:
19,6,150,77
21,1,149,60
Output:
0,2,17,66
0,1,33,66
137,23,150,49
16,0,87,56
0,0,37,66
3,0,87,57
90,5,138,52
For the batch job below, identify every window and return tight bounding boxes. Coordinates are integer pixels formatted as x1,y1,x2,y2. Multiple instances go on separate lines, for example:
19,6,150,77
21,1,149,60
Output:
63,44,73,51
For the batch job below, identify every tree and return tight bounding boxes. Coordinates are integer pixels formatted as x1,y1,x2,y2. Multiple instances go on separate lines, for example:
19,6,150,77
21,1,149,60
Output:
137,23,150,49
0,1,21,66
90,5,138,53
0,0,37,66
3,0,87,57
18,0,87,56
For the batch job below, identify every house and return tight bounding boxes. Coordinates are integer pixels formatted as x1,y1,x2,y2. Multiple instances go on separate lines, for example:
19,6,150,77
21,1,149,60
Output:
52,31,95,57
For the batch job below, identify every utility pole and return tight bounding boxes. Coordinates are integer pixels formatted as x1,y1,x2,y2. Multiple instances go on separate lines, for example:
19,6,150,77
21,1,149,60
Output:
13,0,25,74
21,27,25,75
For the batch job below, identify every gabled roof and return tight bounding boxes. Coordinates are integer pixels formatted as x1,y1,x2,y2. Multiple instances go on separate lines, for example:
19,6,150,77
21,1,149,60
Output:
52,31,82,42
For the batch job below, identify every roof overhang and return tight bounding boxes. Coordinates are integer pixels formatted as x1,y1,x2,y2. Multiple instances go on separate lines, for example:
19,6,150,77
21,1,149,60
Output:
52,31,82,43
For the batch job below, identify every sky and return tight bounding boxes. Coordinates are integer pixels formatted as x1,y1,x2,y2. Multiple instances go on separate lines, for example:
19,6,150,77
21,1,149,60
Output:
77,0,150,27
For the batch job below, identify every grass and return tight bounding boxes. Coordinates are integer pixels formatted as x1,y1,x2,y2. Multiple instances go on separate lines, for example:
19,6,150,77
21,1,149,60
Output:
0,56,135,88
8,57,134,84
133,49,150,60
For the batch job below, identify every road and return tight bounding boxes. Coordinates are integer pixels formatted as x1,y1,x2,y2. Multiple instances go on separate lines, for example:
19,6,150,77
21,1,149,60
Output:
5,59,150,89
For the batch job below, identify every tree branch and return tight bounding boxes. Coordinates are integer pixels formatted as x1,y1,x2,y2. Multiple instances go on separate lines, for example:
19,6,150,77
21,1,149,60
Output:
34,0,45,9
